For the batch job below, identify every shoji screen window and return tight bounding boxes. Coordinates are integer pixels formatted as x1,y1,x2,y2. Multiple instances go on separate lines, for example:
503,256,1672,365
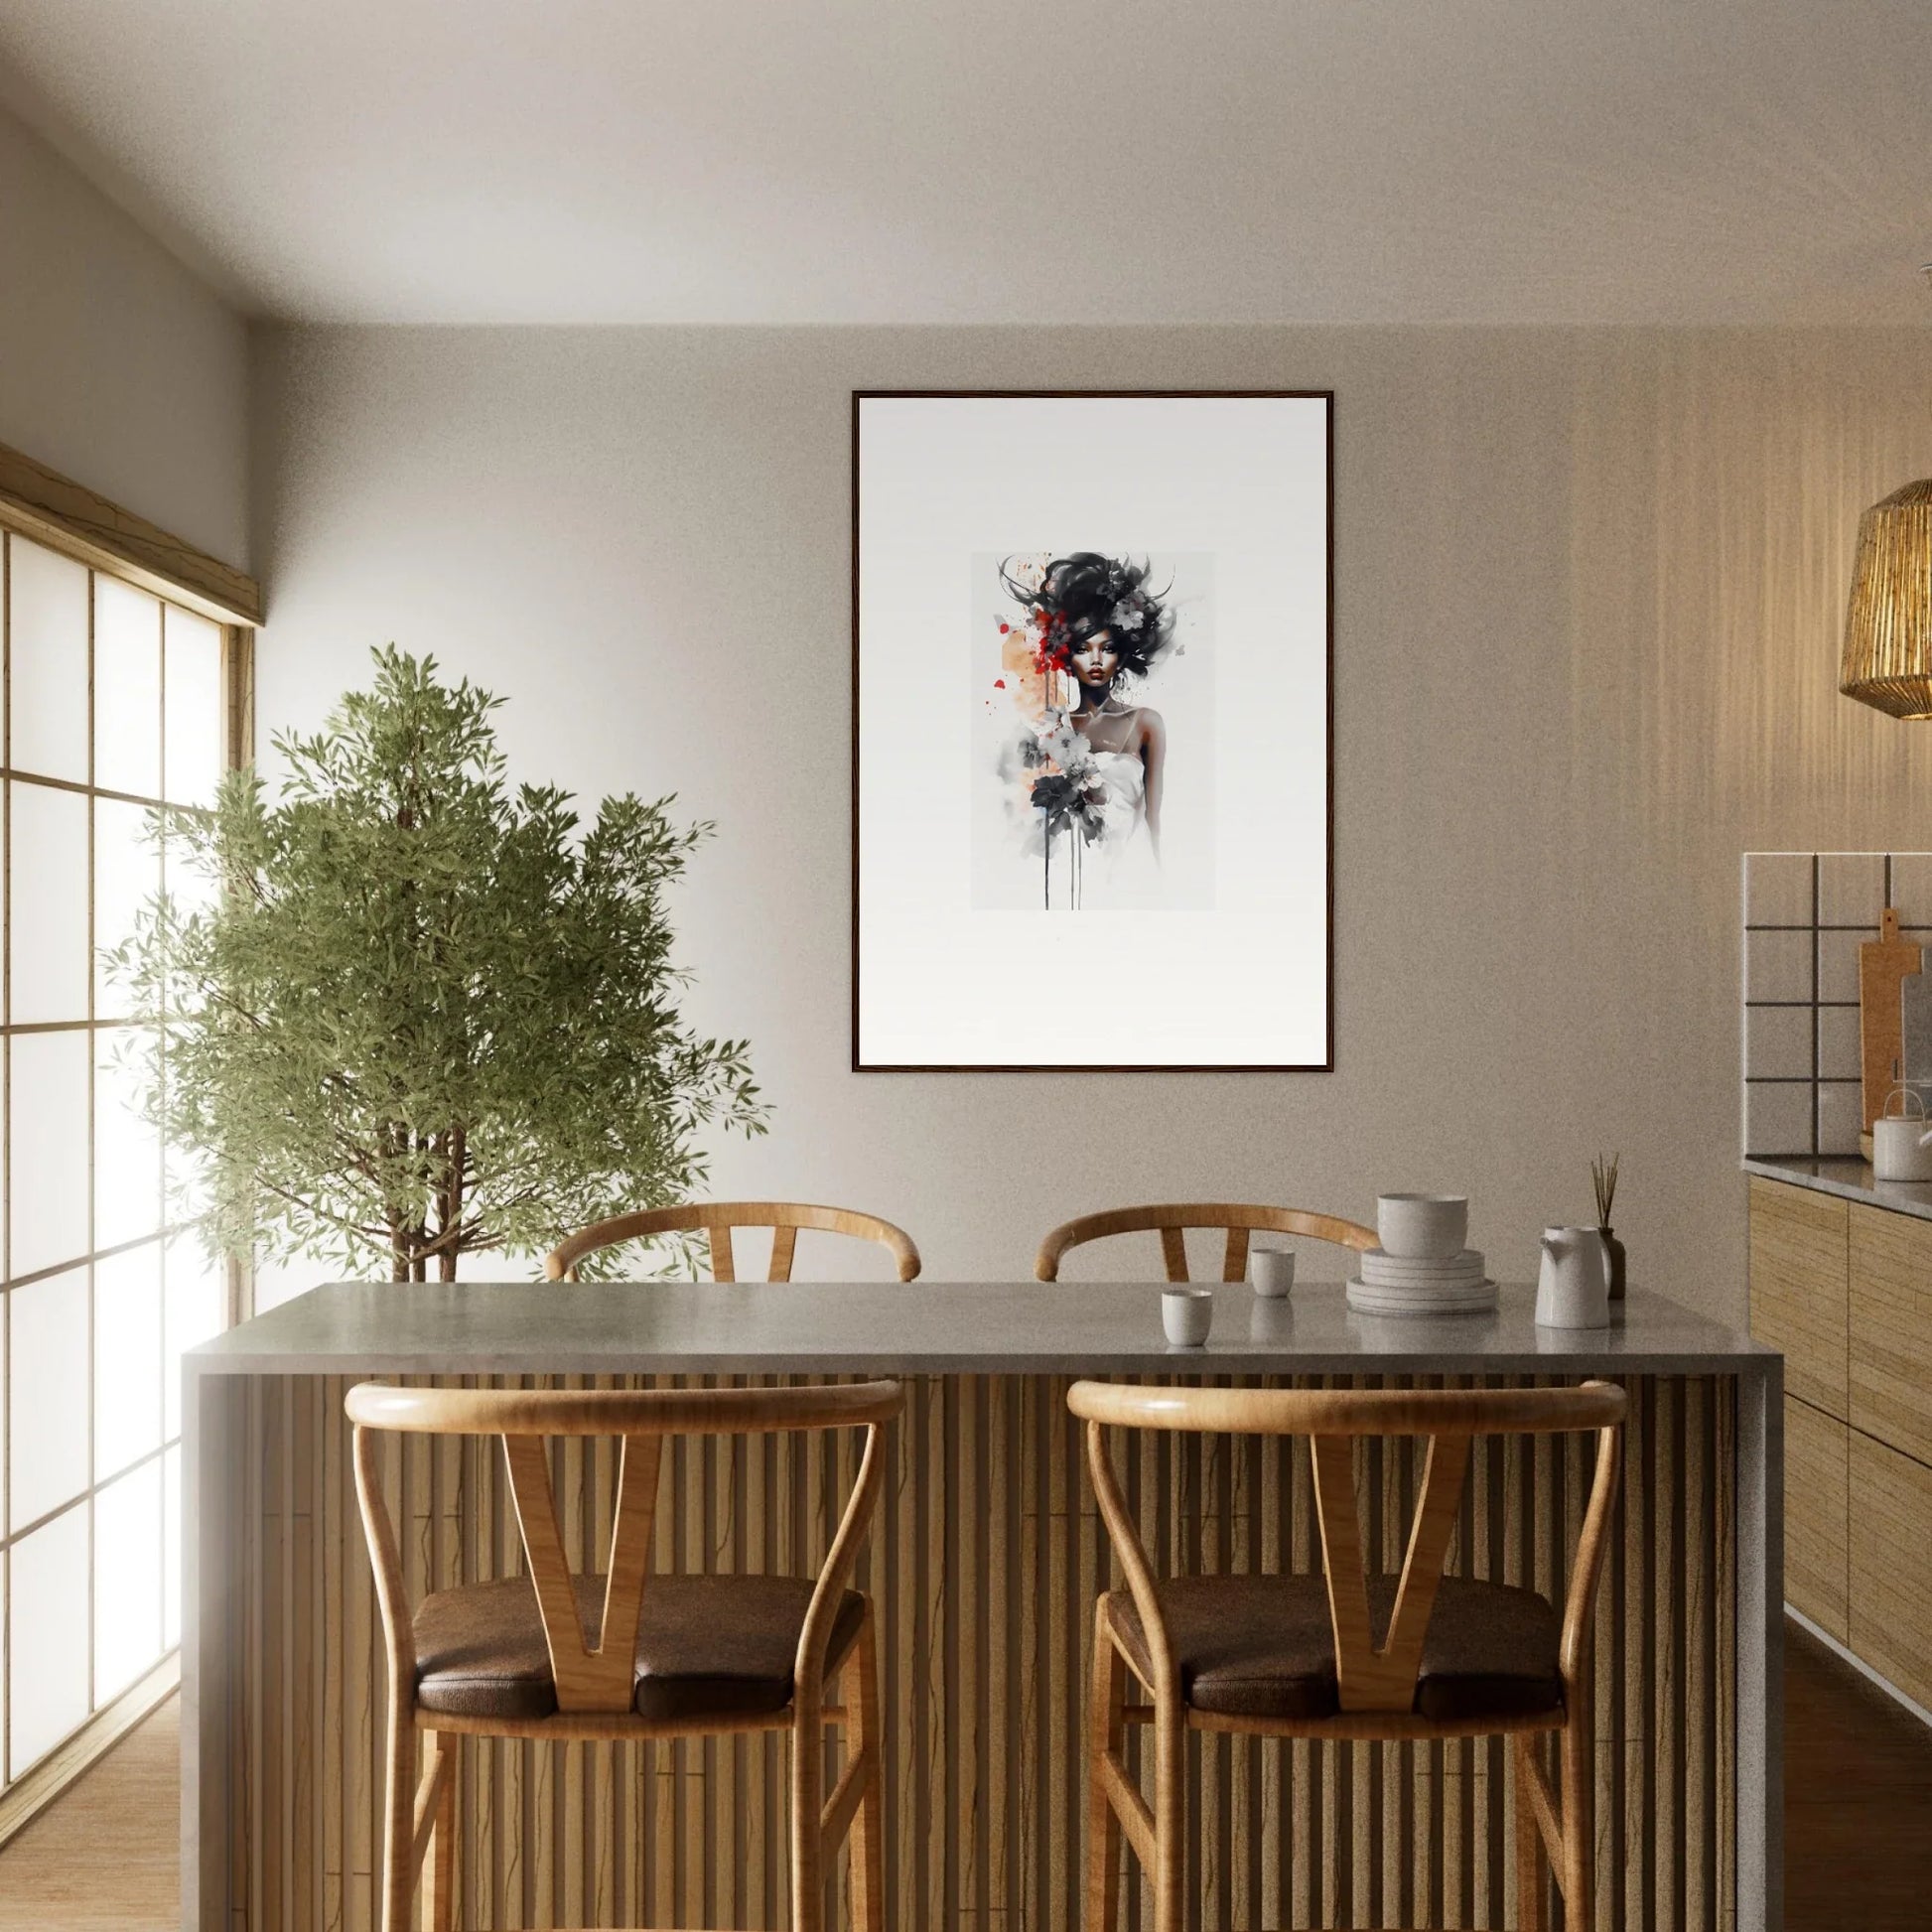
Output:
1,530,232,1795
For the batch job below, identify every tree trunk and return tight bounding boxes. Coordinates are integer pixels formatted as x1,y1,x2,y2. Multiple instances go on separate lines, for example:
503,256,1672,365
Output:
437,1125,466,1283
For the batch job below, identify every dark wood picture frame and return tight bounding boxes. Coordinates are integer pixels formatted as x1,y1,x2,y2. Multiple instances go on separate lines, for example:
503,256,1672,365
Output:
851,388,1334,1073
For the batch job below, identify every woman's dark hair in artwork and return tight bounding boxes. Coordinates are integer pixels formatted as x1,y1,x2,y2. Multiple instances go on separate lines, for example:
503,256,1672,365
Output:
999,552,1176,681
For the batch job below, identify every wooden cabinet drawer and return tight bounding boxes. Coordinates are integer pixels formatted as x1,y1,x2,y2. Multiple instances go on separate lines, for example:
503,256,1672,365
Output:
1851,1202,1932,1465
1783,1396,1848,1640
1850,1431,1932,1711
1749,1178,1848,1419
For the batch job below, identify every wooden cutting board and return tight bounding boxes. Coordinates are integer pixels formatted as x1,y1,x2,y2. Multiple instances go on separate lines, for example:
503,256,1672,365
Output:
1862,907,1924,1134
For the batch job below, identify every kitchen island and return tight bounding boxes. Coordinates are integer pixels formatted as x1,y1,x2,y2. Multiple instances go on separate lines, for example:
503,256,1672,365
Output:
183,1281,1780,1931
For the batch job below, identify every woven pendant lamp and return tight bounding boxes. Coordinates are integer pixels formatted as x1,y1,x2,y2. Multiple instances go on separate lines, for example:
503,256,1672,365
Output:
1842,479,1932,718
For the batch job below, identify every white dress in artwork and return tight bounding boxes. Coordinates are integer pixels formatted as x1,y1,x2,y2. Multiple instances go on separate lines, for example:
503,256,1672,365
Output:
1036,736,1163,910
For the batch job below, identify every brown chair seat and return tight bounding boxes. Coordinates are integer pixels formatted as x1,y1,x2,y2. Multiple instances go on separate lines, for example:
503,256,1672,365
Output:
413,1573,867,1724
1106,1573,1563,1724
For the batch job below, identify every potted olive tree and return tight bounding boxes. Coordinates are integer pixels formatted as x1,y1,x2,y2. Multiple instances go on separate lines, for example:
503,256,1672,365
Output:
109,646,766,1282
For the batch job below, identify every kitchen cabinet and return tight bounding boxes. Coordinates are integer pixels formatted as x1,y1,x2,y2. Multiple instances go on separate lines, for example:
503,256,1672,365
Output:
1851,1200,1932,1466
1748,1177,1848,1418
1783,1393,1849,1641
1850,1431,1932,1711
1748,1170,1932,1715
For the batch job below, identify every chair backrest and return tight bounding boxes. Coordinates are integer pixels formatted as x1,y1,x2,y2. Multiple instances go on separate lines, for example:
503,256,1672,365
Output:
1066,1380,1626,1715
544,1200,921,1284
1035,1201,1377,1285
345,1379,904,1717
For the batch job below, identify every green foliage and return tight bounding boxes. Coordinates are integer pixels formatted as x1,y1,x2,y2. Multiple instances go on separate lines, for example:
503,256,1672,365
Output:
106,646,767,1281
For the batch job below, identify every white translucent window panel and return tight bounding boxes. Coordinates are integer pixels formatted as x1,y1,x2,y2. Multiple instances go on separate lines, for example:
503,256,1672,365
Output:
94,1458,163,1700
10,1029,91,1278
93,795,160,1013
163,1236,224,1441
9,779,88,1026
93,575,162,801
162,826,221,928
94,1029,162,1249
7,1264,88,1528
163,1128,210,1243
161,607,223,810
163,1442,182,1649
7,536,88,783
94,1242,162,1480
7,1503,89,1774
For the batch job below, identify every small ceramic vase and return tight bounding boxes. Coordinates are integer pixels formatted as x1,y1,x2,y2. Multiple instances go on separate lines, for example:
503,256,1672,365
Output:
1600,1226,1626,1301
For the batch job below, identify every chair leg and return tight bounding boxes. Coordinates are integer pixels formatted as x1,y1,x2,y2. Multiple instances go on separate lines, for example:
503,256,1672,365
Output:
1152,1690,1186,1932
378,1696,416,1932
1084,1607,1127,1932
425,1732,456,1932
845,1607,887,1932
1559,1689,1594,1927
1514,1733,1547,1932
791,1686,826,1932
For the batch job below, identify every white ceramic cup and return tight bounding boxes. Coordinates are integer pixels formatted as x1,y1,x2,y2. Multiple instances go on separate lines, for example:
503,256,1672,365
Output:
1376,1192,1468,1259
1162,1286,1214,1346
1250,1249,1297,1298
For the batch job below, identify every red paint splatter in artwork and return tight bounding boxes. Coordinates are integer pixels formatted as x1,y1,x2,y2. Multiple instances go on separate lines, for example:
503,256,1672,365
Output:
994,677,1007,689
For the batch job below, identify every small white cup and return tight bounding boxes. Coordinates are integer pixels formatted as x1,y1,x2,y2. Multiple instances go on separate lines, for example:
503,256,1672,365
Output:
1377,1192,1468,1260
1250,1249,1297,1298
1162,1287,1214,1346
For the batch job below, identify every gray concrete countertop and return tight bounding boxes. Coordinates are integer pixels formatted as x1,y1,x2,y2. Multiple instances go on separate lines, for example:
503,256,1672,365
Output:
189,1280,1773,1379
1744,1154,1932,1224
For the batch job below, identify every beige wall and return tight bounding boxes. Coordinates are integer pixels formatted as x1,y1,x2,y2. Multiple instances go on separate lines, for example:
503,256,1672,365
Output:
248,325,1932,1313
0,102,248,565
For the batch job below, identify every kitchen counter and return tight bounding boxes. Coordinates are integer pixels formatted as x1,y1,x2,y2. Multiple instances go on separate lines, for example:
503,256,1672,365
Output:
191,1278,1772,1378
183,1278,1783,1932
1744,1153,1932,1224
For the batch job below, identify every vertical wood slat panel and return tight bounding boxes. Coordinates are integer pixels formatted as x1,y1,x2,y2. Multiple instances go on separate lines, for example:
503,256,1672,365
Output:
229,1371,1735,1930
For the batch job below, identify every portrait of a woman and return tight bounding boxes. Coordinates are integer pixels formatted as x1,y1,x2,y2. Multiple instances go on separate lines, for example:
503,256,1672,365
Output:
991,551,1180,909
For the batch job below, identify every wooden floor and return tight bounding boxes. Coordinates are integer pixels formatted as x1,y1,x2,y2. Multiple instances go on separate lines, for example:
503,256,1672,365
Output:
0,1696,181,1930
0,1623,1925,1929
1782,1619,1932,1931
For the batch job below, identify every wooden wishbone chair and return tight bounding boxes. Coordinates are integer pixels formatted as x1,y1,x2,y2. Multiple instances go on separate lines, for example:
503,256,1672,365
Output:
1068,1379,1627,1932
546,1200,921,1283
345,1378,904,1932
1035,1200,1376,1284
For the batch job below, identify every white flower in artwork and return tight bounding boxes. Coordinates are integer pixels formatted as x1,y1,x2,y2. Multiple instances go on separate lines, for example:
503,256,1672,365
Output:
1110,599,1145,631
1041,723,1094,774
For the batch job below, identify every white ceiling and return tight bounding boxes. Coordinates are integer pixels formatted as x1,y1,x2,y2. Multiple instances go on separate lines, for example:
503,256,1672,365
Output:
0,0,1927,326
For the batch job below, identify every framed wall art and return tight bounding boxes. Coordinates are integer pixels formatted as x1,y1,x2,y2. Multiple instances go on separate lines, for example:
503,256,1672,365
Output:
852,390,1332,1071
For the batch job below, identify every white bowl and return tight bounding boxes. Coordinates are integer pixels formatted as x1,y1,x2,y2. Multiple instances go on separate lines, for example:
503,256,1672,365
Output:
1376,1192,1469,1259
1162,1286,1214,1346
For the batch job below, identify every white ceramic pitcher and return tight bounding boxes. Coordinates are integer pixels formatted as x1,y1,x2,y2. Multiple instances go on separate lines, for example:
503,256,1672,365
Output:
1872,1088,1932,1182
1535,1225,1612,1329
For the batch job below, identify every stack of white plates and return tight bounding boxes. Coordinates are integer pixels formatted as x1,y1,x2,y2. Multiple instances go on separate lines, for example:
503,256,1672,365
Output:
1346,1247,1497,1315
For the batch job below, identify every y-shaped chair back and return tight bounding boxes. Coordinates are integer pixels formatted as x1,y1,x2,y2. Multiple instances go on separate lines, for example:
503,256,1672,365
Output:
1035,1200,1375,1285
546,1199,921,1283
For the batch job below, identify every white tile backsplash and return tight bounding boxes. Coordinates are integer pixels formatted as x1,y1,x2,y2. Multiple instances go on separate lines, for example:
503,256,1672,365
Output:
1817,928,1870,1005
1746,1081,1814,1158
1819,852,1888,927
1741,854,1932,1161
1745,928,1813,1003
1817,1081,1864,1157
1892,854,1932,929
1744,852,1814,927
1817,1004,1863,1082
1745,1004,1812,1081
